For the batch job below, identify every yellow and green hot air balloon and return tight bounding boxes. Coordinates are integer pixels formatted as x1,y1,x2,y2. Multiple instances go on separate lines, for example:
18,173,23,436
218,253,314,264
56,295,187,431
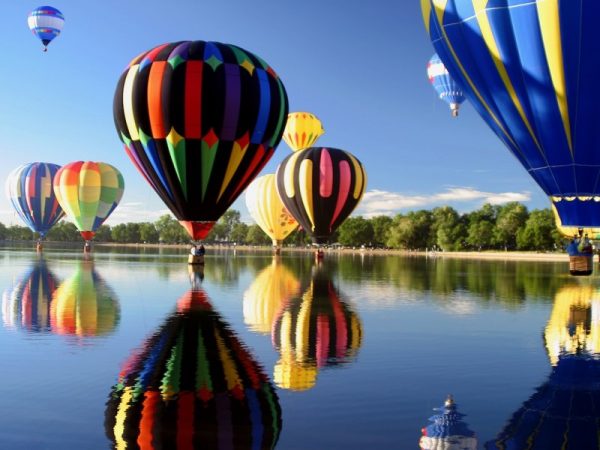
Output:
50,261,120,338
53,161,124,242
245,174,298,251
282,112,325,152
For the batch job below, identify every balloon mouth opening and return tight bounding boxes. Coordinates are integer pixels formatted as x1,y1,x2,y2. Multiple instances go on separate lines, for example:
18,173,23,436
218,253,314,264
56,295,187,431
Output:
80,231,95,241
180,221,215,241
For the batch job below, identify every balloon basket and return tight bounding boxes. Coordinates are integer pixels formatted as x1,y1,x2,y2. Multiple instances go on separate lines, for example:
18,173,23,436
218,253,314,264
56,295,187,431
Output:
569,255,593,276
188,254,205,265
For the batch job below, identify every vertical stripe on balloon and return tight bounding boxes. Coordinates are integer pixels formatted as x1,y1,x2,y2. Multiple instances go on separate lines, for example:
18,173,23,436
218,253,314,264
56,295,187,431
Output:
299,159,315,231
331,161,351,228
123,66,141,141
201,131,219,201
148,61,168,138
184,61,203,139
251,69,271,144
221,64,241,141
319,149,333,197
218,133,249,202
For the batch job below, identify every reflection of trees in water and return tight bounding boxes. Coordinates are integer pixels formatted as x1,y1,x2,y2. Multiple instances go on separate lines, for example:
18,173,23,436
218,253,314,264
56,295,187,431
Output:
105,289,281,449
336,256,568,306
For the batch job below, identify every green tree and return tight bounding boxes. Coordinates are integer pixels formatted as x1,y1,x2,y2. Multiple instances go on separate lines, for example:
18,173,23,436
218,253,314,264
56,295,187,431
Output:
6,225,34,241
230,223,249,244
494,202,529,250
246,224,271,245
466,220,495,250
111,224,128,243
516,209,561,250
337,217,374,247
155,214,188,243
432,206,466,251
139,222,159,243
0,222,7,240
386,210,434,250
286,227,311,246
369,215,393,247
46,221,80,241
94,224,112,242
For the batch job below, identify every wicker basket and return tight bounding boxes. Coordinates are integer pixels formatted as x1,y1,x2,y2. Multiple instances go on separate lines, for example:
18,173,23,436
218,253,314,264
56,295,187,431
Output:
569,255,593,276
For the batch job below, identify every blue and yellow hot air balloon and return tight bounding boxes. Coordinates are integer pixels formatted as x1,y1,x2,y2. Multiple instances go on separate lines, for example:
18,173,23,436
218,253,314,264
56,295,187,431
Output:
6,163,64,238
421,1,600,230
27,6,64,52
427,53,466,117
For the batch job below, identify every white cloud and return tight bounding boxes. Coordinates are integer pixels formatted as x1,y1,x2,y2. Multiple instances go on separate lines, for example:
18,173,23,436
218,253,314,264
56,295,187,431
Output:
355,187,531,217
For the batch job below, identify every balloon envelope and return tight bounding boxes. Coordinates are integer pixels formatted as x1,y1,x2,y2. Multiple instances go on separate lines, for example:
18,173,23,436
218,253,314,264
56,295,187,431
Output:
427,53,466,117
422,1,600,228
282,112,324,152
27,6,64,50
113,40,289,240
53,161,124,240
245,174,298,246
5,162,64,237
276,147,367,244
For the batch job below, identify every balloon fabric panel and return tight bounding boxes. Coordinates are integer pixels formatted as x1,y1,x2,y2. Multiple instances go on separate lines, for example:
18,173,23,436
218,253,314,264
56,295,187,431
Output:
276,147,367,244
422,0,600,227
27,6,64,49
114,41,289,240
5,163,64,237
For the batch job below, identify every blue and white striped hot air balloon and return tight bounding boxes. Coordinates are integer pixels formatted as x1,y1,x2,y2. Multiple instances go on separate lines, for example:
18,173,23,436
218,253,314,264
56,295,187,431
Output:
427,53,466,117
27,6,64,52
422,0,600,230
6,163,64,238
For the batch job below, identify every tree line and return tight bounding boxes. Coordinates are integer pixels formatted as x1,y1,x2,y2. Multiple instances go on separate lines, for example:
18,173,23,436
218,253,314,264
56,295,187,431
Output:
0,202,566,251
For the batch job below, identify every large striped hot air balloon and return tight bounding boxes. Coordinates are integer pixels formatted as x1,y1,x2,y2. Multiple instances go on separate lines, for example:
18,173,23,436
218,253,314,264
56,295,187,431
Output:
426,53,465,117
276,147,367,244
53,161,124,242
50,261,120,338
5,162,64,238
419,396,477,450
27,6,64,52
105,289,281,449
422,1,600,230
2,258,59,332
113,41,289,241
271,267,362,391
245,174,298,250
282,112,325,152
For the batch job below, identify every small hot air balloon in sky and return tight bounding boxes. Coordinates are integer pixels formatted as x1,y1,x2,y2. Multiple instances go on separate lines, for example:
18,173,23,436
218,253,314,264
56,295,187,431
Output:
2,258,59,332
282,112,325,152
419,396,477,450
271,265,362,391
245,174,298,251
113,40,289,241
27,6,64,52
105,288,281,449
50,260,120,338
426,53,465,117
276,147,367,245
5,162,64,239
421,1,600,231
53,161,124,243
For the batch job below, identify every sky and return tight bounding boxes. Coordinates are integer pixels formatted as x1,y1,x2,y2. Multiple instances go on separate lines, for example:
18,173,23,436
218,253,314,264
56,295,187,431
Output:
1,0,544,227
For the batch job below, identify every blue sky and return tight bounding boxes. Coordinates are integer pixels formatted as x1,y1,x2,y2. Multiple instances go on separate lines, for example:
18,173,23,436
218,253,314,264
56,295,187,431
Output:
1,1,544,226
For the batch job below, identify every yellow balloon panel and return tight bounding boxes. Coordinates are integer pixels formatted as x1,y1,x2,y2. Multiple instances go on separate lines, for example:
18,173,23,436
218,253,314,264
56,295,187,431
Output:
282,112,324,152
245,174,298,245
552,203,600,239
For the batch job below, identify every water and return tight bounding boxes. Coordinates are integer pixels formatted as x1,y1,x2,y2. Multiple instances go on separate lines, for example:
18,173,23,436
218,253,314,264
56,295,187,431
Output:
0,247,597,449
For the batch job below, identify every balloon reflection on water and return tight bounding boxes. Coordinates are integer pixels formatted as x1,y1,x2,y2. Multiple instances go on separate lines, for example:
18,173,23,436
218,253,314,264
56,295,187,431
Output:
243,258,301,334
271,266,362,391
50,260,120,337
485,283,600,449
2,258,59,332
419,396,476,450
105,289,281,449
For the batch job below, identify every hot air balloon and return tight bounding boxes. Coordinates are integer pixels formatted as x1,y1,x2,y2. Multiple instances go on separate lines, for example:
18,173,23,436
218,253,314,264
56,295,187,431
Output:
243,258,300,334
245,174,298,252
271,265,362,390
2,258,59,332
426,53,466,117
5,162,64,242
50,261,120,338
53,161,124,244
105,289,281,449
27,6,64,52
113,41,289,241
282,112,325,152
419,396,477,450
276,147,367,245
422,2,600,236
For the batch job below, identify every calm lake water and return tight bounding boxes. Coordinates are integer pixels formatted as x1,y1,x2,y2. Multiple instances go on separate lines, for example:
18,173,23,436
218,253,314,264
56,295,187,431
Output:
0,246,597,449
